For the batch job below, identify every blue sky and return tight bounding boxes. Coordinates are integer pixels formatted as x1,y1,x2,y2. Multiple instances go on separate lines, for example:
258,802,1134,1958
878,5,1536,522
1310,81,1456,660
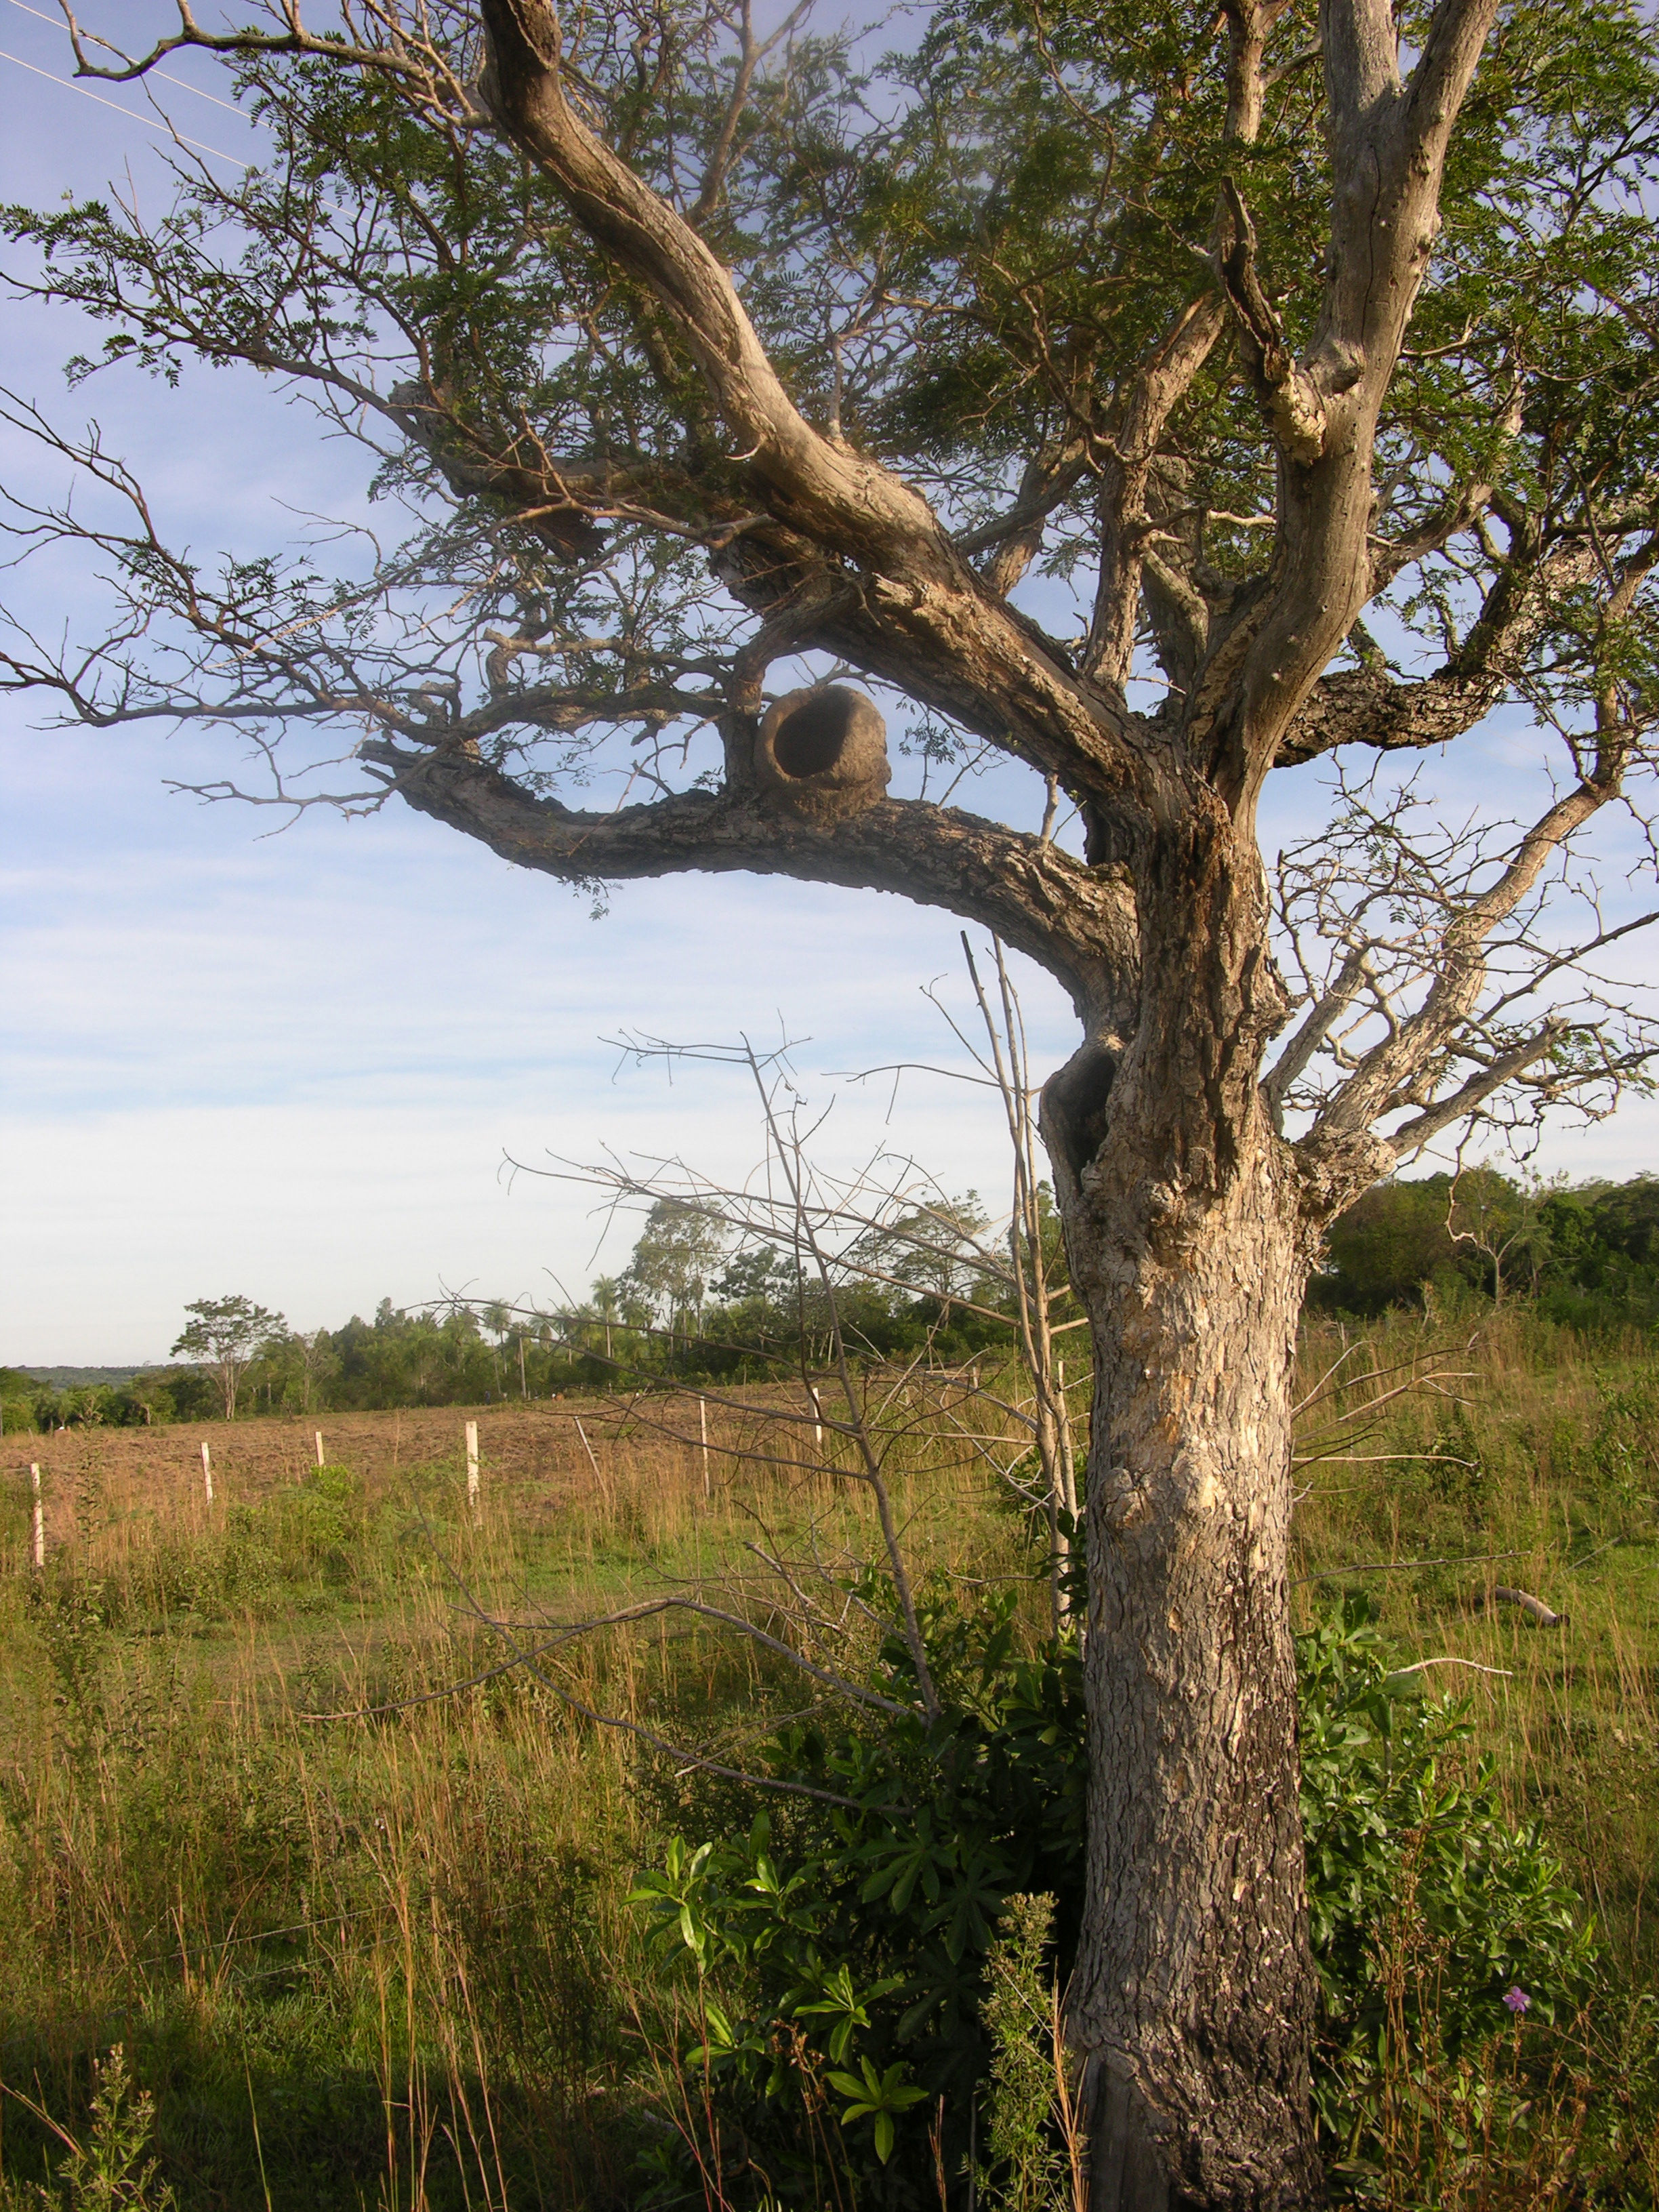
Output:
3,2,1655,1365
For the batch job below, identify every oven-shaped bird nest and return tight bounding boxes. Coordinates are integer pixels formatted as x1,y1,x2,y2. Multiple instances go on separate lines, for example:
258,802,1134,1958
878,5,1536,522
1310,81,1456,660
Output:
754,684,890,823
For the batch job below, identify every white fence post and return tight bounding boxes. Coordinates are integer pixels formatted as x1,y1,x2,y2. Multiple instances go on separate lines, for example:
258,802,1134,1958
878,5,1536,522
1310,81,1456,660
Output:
808,1385,823,1455
699,1395,710,1498
30,1462,44,1572
314,1429,325,1468
466,1420,480,1513
201,1441,213,1505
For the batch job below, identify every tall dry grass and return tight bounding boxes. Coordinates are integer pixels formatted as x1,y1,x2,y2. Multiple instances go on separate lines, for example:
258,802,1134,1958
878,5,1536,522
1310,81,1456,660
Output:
0,1377,1038,2211
0,1319,1654,2208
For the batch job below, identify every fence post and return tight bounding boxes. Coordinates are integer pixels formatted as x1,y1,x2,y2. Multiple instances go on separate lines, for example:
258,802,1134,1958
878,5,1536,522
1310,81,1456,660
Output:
808,1385,823,1456
201,1440,213,1505
30,1462,44,1572
466,1420,480,1513
314,1429,325,1468
573,1416,602,1483
699,1395,710,1498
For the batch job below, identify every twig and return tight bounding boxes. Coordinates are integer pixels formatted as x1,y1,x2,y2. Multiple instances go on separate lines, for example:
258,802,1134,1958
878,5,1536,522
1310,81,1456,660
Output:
1293,1549,1522,1586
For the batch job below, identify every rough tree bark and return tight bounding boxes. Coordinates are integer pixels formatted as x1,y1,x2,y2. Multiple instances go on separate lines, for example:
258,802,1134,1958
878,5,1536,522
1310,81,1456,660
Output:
1044,821,1317,2209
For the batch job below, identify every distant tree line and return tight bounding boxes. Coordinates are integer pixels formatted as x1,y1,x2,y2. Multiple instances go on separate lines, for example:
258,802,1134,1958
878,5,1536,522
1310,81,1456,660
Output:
1,1190,1032,1431
1312,1169,1659,1324
0,1364,224,1434
7,1172,1653,1433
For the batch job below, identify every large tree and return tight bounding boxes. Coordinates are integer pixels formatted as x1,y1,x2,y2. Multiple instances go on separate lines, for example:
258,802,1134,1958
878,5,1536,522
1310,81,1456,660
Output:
171,1292,287,1418
5,0,1658,2200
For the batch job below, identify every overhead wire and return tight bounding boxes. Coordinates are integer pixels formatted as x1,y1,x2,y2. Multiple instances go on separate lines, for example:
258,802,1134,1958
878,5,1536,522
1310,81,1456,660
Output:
0,0,254,168
3,0,252,113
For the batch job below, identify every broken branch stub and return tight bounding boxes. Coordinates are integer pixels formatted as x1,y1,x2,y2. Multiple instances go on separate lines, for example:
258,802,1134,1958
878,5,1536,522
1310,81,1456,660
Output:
1488,1584,1568,1627
754,684,890,823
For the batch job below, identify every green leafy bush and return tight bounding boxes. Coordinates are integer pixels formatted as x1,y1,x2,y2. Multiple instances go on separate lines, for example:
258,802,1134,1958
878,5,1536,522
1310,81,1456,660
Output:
630,1576,1084,2205
631,1584,1605,2208
1298,1594,1597,2168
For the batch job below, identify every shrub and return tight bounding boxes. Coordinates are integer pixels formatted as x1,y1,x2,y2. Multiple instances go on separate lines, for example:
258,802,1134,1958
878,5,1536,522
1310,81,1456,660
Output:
630,1575,1085,2205
1298,1594,1597,2181
631,1584,1607,2208
4,2046,176,2212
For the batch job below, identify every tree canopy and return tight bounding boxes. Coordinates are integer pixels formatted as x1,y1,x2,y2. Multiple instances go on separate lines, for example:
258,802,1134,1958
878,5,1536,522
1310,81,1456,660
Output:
2,0,1654,1185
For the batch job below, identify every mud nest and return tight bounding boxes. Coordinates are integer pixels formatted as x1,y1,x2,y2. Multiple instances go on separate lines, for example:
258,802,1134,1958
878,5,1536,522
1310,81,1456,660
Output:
754,684,890,823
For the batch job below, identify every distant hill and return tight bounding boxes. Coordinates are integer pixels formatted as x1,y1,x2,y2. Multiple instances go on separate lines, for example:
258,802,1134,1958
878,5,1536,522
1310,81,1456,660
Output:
12,1365,169,1389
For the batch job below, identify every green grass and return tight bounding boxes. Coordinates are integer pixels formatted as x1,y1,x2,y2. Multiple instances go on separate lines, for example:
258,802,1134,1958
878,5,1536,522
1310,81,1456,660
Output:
1291,1307,1659,1990
0,1322,1654,2211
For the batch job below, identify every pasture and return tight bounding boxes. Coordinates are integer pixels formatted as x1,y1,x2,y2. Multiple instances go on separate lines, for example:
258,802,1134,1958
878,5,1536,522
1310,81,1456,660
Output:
1,1313,1655,2209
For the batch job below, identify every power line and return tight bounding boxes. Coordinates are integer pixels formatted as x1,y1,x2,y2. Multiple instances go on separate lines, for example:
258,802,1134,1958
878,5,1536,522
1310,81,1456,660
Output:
3,0,253,117
0,44,251,167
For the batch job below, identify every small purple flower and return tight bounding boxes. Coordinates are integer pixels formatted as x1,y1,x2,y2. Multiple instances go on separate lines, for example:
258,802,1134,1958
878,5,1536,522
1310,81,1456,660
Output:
1502,1986,1531,2015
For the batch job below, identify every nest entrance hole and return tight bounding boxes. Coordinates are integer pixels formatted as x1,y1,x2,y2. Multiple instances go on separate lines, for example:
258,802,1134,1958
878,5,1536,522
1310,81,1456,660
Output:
771,689,861,778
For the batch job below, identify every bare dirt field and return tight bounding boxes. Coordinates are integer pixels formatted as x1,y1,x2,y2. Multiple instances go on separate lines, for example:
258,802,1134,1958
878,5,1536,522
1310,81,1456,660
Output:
4,1378,888,1553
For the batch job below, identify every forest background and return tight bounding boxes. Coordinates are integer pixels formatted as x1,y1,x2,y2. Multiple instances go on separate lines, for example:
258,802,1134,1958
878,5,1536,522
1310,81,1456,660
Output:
5,1167,1658,1431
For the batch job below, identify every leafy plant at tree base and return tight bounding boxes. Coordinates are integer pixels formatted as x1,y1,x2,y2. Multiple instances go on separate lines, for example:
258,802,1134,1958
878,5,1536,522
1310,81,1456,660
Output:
632,1585,1614,2207
1297,1595,1600,2197
975,1895,1079,2212
825,2057,930,2169
629,1575,1086,2205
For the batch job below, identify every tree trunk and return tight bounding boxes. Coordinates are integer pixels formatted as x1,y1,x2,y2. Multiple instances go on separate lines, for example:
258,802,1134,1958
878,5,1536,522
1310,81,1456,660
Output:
1045,1082,1319,2211
1041,804,1322,2211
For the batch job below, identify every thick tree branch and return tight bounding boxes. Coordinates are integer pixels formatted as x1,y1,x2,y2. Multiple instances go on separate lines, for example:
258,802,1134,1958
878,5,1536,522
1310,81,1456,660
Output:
470,1,1170,823
1187,0,1503,800
1084,295,1229,691
1216,180,1327,470
363,741,1140,1028
1275,542,1598,765
478,0,945,573
1378,1023,1570,1158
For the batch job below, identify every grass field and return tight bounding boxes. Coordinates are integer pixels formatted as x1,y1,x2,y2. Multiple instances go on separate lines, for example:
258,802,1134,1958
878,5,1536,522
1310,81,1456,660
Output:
1,1314,1654,2210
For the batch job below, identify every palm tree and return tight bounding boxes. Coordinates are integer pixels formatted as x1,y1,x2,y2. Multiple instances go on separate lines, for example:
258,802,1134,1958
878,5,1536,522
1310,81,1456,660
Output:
589,1277,622,1364
482,1300,511,1394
